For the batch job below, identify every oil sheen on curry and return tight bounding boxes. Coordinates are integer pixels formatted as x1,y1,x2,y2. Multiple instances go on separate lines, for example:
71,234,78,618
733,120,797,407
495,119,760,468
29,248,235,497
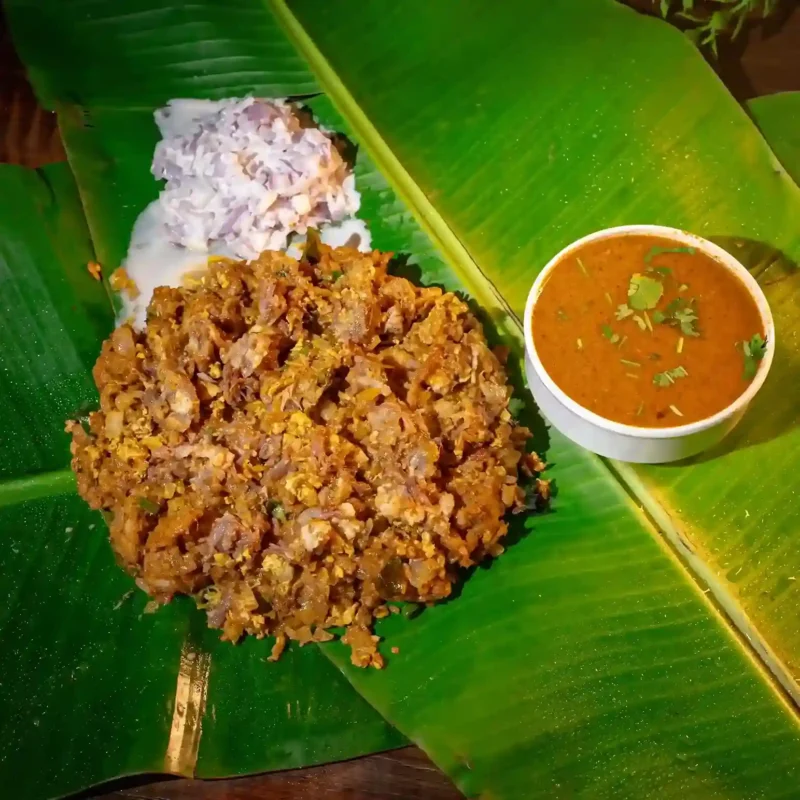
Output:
532,235,767,427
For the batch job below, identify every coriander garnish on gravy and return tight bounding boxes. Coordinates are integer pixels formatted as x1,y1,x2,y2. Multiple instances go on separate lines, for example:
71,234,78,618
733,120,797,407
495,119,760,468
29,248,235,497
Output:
532,234,767,427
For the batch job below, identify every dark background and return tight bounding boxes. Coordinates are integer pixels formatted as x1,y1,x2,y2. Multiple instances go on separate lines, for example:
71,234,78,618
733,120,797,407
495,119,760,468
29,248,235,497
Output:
2,2,797,799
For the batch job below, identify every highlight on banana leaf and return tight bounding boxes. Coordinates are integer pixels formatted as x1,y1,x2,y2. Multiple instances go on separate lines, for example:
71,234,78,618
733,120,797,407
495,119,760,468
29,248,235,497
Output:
3,1,800,799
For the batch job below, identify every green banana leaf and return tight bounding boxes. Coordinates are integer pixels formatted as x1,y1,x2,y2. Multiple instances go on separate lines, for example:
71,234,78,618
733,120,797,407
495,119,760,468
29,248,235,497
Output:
0,165,402,800
748,92,800,185
307,90,800,797
0,165,109,480
5,0,800,798
9,0,319,109
276,0,800,698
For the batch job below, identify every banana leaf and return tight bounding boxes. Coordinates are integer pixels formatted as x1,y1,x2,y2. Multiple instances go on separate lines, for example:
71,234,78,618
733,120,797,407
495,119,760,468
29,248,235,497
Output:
276,0,800,697
0,163,402,800
0,165,109,479
748,92,800,185
5,0,800,798
305,93,800,797
8,0,319,109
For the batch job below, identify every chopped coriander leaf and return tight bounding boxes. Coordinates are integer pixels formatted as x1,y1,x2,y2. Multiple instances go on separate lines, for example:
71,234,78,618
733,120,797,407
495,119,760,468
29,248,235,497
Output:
576,257,589,277
601,324,620,344
653,372,673,387
620,358,641,367
330,270,343,282
267,500,288,522
744,333,767,359
669,404,684,417
628,273,663,310
653,365,688,387
675,307,699,337
646,265,672,279
644,245,696,264
138,497,161,515
615,304,634,321
655,297,699,337
741,333,767,380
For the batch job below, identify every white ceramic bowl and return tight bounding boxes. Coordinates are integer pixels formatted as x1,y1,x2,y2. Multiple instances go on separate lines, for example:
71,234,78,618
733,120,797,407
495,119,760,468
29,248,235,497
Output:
523,225,775,464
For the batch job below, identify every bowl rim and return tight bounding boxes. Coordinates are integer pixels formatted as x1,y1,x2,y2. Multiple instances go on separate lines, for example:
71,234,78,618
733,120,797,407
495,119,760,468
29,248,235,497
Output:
523,224,775,440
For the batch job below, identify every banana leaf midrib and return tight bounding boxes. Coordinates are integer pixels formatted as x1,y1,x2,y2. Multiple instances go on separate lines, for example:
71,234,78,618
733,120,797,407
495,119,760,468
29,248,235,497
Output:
269,0,800,713
0,469,76,509
269,0,519,337
609,460,800,709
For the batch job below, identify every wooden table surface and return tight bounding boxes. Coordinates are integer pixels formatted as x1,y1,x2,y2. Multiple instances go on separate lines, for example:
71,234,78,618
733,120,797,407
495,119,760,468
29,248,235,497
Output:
2,4,798,800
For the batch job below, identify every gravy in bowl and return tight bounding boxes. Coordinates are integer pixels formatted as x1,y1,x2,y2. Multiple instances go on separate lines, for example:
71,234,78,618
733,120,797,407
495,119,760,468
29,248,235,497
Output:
531,234,766,427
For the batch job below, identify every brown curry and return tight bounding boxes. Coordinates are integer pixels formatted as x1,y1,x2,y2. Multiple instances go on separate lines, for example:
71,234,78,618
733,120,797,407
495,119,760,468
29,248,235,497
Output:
532,234,766,427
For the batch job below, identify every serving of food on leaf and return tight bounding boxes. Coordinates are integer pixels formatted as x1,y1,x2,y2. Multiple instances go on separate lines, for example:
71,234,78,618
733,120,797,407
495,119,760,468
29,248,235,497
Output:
66,99,546,666
65,95,776,658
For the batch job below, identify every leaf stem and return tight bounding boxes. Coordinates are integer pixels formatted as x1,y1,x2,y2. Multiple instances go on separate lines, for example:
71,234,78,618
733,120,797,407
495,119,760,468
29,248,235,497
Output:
0,469,76,508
